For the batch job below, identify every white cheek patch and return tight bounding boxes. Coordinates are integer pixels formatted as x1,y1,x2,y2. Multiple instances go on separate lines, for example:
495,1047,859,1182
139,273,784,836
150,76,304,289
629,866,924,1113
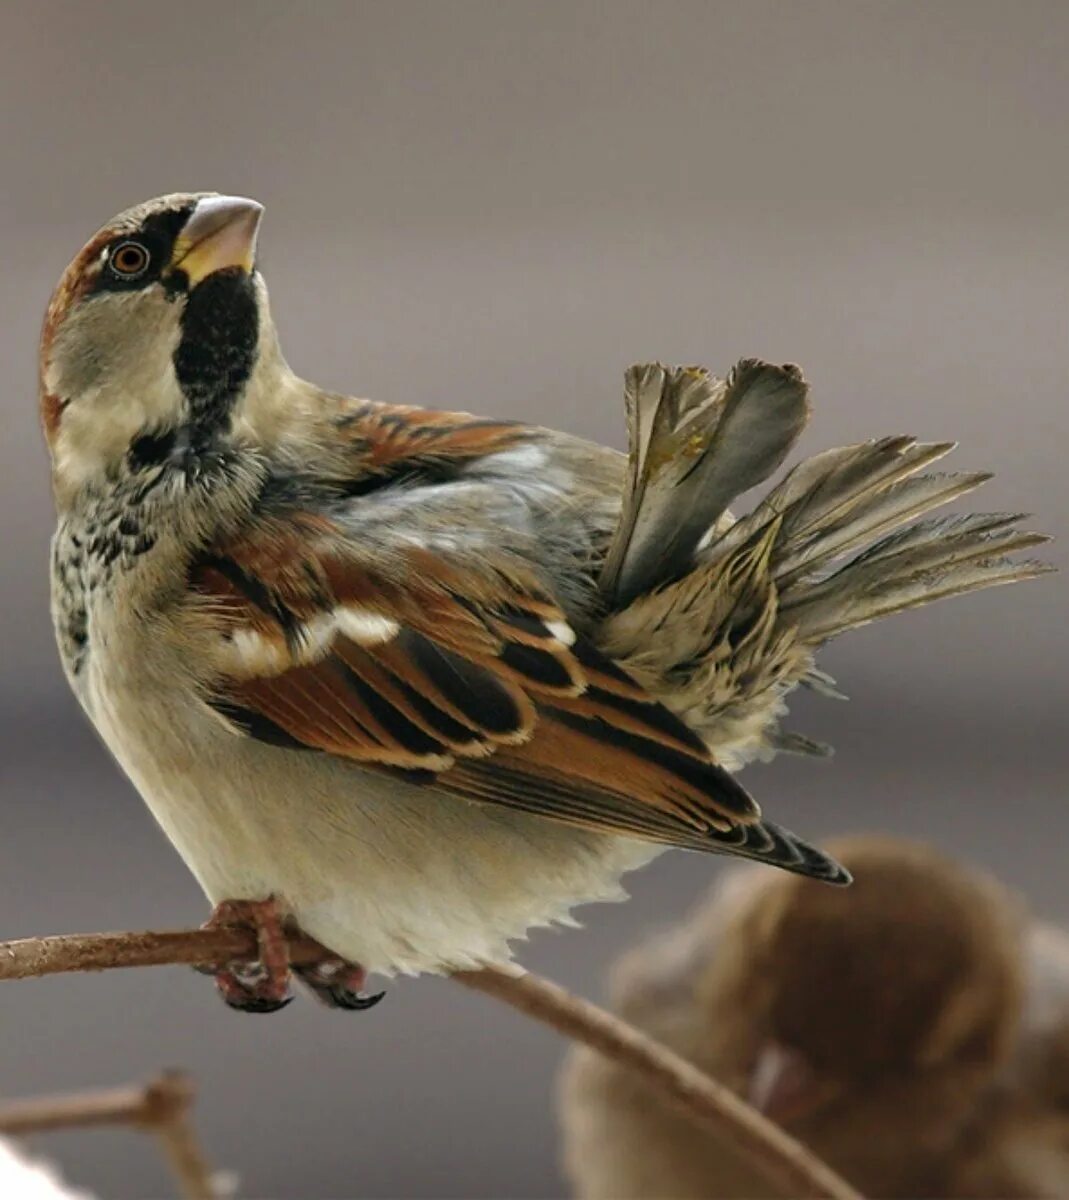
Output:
52,373,185,490
48,289,188,489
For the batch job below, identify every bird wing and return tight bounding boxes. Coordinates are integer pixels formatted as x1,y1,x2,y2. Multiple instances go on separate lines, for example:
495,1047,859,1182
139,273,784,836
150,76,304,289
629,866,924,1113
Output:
187,507,770,851
185,399,851,882
295,393,534,489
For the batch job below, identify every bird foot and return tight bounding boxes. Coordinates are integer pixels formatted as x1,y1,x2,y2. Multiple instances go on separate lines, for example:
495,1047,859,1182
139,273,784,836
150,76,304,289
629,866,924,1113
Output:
199,897,294,1013
294,955,386,1011
197,897,383,1014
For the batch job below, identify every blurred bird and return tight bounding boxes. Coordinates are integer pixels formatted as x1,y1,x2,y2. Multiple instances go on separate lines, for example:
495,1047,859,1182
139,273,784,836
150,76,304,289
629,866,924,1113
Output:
560,836,1069,1199
946,922,1069,1199
39,193,1048,1010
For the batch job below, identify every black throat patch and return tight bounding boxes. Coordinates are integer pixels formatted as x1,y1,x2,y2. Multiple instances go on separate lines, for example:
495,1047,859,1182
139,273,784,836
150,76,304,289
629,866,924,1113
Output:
173,268,259,447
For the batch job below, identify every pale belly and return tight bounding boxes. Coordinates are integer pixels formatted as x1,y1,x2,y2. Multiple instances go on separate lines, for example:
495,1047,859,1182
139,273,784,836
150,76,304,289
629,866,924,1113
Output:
85,654,661,976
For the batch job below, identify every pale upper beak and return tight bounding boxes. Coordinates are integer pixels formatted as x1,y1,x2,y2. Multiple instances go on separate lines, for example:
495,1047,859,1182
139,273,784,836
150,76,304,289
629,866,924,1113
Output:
170,195,263,286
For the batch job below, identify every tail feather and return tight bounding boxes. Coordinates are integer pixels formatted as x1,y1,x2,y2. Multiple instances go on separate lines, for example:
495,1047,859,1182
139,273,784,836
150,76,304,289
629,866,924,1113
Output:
704,438,957,575
787,553,1053,641
841,510,1037,568
601,359,809,607
783,505,1052,638
781,438,952,544
599,357,1052,773
774,470,992,586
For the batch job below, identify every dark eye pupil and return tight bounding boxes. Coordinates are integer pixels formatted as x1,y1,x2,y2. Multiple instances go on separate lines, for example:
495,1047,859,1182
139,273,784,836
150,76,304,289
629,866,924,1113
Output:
111,242,149,276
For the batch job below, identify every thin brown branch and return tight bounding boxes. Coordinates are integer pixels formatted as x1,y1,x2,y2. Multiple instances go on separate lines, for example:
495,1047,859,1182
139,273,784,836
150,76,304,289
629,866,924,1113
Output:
454,965,860,1200
0,927,318,979
0,1080,159,1136
0,1070,218,1200
0,928,860,1200
139,1074,220,1200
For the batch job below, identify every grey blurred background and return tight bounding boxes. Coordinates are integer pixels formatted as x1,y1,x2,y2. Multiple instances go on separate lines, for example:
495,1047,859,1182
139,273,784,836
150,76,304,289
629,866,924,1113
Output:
1,2,1066,1196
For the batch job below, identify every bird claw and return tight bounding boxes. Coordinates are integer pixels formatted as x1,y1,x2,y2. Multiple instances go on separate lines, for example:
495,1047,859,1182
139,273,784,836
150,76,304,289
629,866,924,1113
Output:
215,968,295,1014
196,897,381,1014
198,896,293,1015
332,989,387,1011
294,954,386,1012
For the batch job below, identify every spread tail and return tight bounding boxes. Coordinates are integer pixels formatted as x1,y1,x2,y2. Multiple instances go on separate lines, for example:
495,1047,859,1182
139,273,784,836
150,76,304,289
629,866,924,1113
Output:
599,358,1052,769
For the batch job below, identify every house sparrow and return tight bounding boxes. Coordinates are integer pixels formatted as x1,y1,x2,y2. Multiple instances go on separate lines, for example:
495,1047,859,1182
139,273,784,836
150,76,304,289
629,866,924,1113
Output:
559,836,1039,1200
40,193,1048,1011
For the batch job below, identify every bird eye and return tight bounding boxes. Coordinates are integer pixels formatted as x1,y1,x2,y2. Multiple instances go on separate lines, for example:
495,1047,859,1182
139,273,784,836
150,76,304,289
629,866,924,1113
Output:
108,240,151,279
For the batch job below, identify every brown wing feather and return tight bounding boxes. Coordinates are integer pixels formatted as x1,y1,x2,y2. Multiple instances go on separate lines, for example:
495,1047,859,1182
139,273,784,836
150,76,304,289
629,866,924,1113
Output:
189,512,760,845
328,398,528,476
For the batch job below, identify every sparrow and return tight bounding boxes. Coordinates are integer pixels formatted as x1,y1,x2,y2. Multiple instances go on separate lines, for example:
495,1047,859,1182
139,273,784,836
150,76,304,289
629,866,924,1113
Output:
559,836,1043,1200
40,192,1049,1012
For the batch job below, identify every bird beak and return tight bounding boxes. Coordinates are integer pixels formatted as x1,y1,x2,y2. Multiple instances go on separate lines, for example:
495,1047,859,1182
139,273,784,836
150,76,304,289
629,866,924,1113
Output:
746,1041,838,1125
170,195,263,286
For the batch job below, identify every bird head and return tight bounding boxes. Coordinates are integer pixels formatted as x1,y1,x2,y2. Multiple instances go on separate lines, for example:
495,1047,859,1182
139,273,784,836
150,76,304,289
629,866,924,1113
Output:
700,836,1025,1125
39,192,287,503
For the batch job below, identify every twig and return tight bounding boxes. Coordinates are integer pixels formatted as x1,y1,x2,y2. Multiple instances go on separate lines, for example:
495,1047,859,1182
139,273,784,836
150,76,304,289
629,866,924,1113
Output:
454,965,859,1200
0,1070,218,1200
0,928,860,1200
0,927,318,979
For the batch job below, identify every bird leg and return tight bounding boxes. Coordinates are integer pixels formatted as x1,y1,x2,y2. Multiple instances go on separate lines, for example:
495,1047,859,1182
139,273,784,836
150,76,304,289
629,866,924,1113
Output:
198,897,294,1014
196,897,385,1013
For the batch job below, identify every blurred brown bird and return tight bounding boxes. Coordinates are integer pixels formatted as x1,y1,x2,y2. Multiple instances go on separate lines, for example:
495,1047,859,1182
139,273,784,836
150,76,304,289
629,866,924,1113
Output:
947,922,1069,1199
560,836,1069,1199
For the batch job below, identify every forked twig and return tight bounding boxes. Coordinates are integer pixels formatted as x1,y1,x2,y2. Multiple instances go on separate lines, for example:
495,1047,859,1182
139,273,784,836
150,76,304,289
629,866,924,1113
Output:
0,1070,218,1199
0,927,860,1200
